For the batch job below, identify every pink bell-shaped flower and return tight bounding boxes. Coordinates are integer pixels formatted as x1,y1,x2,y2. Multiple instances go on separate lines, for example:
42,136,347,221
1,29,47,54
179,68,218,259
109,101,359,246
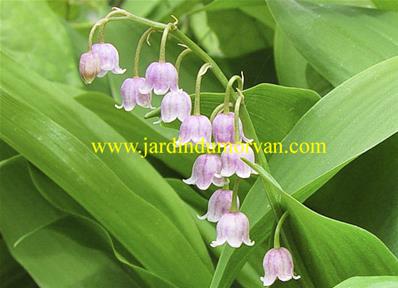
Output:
221,143,257,178
183,154,225,190
144,61,178,95
198,189,239,222
79,51,100,84
91,43,126,77
211,211,254,248
116,77,152,111
261,247,300,286
212,112,252,144
160,89,191,123
177,115,212,145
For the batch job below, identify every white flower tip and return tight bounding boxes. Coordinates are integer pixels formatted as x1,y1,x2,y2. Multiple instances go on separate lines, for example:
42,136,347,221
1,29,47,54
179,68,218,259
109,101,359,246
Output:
210,241,222,248
197,214,207,220
182,178,195,185
114,104,123,109
293,275,301,280
113,67,126,74
245,239,255,246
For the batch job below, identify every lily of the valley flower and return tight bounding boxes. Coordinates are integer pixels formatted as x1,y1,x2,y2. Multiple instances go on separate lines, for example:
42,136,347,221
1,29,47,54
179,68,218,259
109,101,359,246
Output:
160,89,191,122
221,143,257,178
144,61,178,95
177,115,212,145
183,154,225,190
91,43,126,77
198,189,239,222
79,51,100,84
211,211,254,248
261,247,300,286
116,77,152,111
212,112,252,144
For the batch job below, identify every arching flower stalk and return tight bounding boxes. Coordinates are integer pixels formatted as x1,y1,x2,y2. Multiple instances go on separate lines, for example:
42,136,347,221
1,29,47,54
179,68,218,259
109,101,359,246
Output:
211,179,254,248
116,28,154,111
159,47,192,123
177,63,212,145
144,20,179,95
261,213,300,286
212,75,252,145
220,90,257,178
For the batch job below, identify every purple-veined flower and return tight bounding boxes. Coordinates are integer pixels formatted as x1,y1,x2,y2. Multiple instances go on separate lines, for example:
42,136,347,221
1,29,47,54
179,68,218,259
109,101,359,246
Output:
198,189,239,222
183,154,225,190
79,51,100,84
144,61,178,95
177,115,212,145
160,89,191,123
221,143,257,178
91,43,125,77
261,247,300,286
116,77,152,111
212,112,252,144
211,211,254,248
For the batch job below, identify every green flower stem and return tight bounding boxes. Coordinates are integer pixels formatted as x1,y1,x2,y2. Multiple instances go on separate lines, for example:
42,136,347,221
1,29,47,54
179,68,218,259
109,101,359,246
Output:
274,212,288,248
133,28,153,77
230,178,240,212
194,63,212,115
175,48,192,73
159,23,173,62
224,75,243,114
210,103,228,122
97,11,281,218
234,91,244,143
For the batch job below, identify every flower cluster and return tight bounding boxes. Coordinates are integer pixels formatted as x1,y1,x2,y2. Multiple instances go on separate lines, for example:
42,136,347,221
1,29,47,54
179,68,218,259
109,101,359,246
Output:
80,13,300,286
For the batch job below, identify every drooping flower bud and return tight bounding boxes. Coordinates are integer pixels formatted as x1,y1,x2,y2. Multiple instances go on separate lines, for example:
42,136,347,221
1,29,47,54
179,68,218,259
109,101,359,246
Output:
221,143,257,178
183,154,225,190
211,211,254,248
91,43,126,77
212,112,252,144
79,51,100,84
198,189,239,222
160,89,191,123
177,115,212,145
116,77,152,111
144,61,178,95
261,247,300,286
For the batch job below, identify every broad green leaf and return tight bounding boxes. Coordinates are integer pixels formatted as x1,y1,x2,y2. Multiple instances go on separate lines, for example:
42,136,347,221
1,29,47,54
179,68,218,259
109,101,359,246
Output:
270,56,398,199
200,83,320,143
0,0,80,85
0,53,213,287
280,192,398,287
274,26,333,95
244,162,398,287
0,157,142,288
372,0,398,11
190,8,273,58
26,161,180,288
268,0,398,85
210,56,398,288
0,238,38,288
333,276,398,288
308,134,398,255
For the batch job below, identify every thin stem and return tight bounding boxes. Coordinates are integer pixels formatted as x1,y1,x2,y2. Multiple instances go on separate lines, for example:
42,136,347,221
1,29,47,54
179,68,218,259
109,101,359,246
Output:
133,28,153,77
223,183,230,190
210,103,227,122
159,23,173,62
234,91,244,143
274,212,288,248
224,75,243,113
175,48,192,73
194,63,211,115
230,178,240,212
